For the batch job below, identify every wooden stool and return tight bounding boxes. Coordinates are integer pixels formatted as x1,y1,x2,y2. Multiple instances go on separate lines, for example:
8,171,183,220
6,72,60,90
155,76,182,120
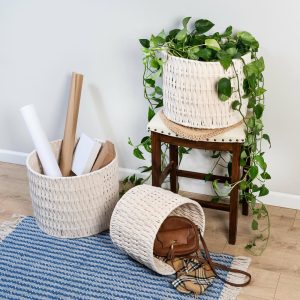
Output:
148,112,248,245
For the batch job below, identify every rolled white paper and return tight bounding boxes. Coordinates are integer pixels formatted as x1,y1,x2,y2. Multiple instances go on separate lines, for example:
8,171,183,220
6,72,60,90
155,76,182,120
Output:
71,133,102,175
20,104,62,177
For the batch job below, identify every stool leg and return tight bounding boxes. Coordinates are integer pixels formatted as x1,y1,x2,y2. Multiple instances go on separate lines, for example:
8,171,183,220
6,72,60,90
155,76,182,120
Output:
151,132,161,187
229,143,241,245
169,144,178,193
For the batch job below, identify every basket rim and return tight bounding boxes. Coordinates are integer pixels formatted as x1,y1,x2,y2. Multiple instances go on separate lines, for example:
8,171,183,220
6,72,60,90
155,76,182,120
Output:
26,139,117,181
164,51,251,65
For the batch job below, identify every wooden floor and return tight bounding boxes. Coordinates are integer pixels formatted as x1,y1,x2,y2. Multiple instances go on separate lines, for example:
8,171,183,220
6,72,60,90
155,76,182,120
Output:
1,161,300,299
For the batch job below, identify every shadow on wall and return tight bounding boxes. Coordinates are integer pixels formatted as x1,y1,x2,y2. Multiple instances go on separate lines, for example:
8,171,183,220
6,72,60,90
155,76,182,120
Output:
89,84,116,143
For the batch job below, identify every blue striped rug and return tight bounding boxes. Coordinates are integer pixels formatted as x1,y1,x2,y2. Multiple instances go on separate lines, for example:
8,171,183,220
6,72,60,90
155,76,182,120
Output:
0,217,250,299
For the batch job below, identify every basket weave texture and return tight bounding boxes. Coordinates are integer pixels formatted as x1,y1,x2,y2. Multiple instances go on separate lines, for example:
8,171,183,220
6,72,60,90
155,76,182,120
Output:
26,140,119,238
110,185,205,275
163,53,251,129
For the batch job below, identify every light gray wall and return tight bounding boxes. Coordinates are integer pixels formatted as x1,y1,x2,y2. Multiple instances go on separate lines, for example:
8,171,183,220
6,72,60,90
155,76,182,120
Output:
0,0,299,195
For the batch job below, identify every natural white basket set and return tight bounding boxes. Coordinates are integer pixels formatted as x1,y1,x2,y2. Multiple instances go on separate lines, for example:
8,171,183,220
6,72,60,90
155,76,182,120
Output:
163,53,251,129
26,139,119,238
110,185,205,275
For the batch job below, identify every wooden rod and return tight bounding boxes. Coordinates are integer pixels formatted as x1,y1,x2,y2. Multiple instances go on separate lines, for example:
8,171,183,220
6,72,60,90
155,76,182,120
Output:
59,72,83,176
176,169,230,183
159,162,173,186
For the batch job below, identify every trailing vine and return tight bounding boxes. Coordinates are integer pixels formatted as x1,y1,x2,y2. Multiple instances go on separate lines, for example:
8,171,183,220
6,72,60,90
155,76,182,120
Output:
124,17,271,255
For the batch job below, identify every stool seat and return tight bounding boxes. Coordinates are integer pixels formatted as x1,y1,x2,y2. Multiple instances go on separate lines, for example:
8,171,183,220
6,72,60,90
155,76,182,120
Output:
147,110,246,143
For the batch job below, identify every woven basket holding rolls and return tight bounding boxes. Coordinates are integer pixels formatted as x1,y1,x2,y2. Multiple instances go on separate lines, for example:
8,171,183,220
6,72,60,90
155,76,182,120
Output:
163,53,251,129
110,185,205,275
26,139,119,238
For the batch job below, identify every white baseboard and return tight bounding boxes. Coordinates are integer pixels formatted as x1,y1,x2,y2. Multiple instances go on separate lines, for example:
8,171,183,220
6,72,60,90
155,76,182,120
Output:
0,149,27,165
2,151,300,210
119,167,300,210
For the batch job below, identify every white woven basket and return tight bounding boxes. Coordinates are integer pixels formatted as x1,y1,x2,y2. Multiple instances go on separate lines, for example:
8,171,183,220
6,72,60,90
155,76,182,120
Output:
163,53,251,129
26,139,119,238
110,185,205,275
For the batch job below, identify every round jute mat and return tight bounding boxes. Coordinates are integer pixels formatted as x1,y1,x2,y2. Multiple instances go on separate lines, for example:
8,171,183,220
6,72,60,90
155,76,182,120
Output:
160,110,243,141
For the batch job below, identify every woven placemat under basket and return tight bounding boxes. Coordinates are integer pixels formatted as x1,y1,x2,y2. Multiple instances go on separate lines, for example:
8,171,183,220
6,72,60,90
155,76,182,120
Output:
26,139,119,238
110,185,205,275
163,53,251,129
160,110,243,141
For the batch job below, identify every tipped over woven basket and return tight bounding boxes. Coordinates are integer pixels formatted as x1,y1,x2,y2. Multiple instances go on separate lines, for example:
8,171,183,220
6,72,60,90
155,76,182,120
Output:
26,139,119,238
163,53,251,129
110,185,205,275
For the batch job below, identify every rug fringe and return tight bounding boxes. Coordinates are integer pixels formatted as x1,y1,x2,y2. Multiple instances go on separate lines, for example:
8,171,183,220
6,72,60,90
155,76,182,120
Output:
219,256,251,300
0,216,26,242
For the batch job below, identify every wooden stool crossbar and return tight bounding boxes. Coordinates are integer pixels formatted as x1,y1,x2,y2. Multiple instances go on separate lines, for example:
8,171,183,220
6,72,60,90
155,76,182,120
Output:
150,118,248,245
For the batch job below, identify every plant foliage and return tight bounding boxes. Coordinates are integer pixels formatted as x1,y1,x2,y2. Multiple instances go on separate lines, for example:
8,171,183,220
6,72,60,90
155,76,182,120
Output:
125,17,271,255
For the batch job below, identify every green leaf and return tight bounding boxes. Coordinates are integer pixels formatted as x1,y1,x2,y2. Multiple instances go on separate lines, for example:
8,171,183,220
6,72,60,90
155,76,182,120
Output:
251,219,258,230
247,98,256,109
155,86,163,95
205,38,221,51
245,243,253,250
182,17,191,28
197,48,213,61
262,134,271,148
237,31,256,43
226,47,237,57
259,185,269,197
252,184,260,192
254,155,266,170
240,181,248,190
244,57,265,77
254,103,264,119
143,142,151,153
223,26,233,37
249,166,259,180
212,179,219,191
148,107,155,121
217,51,232,70
211,151,221,158
175,28,187,41
231,100,240,111
139,165,152,173
128,137,133,146
240,158,246,167
255,87,267,96
140,136,149,143
204,173,212,182
135,177,143,185
133,148,145,160
144,78,155,87
211,196,220,203
139,39,150,48
129,174,136,183
150,59,160,69
188,46,200,60
261,172,271,180
195,19,214,34
217,78,232,101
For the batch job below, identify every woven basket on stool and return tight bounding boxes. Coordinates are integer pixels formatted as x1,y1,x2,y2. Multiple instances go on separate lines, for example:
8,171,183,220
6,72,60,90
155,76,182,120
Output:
26,139,119,238
110,185,205,275
163,53,251,129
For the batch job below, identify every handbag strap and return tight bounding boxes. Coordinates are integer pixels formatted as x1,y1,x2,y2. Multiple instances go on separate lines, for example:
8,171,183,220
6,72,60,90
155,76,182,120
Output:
197,232,251,287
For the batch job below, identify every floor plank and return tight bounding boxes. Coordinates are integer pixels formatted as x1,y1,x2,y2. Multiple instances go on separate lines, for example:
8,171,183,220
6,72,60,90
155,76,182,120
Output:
275,274,300,300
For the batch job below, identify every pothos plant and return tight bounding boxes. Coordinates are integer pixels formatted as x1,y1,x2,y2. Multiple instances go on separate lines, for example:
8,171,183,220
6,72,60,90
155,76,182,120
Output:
123,17,271,255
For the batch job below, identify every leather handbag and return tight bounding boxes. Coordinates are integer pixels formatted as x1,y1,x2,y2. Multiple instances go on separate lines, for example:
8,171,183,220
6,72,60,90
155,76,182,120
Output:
154,216,251,288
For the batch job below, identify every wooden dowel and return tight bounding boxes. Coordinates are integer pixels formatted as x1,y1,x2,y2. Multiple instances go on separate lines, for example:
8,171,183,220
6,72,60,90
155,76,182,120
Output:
59,72,83,176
